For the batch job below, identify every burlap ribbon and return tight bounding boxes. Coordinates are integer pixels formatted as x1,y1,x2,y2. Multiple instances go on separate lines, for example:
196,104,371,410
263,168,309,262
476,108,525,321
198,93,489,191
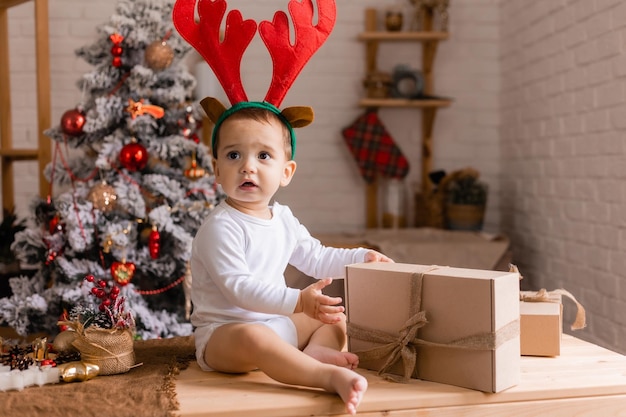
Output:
520,288,586,330
347,268,520,383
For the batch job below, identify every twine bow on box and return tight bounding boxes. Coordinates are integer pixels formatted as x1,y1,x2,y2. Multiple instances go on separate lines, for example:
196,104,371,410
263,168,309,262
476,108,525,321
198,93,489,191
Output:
520,288,586,331
347,268,520,383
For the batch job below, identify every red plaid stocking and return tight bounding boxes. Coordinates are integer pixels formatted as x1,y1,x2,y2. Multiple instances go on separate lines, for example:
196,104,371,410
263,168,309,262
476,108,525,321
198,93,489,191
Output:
342,110,409,183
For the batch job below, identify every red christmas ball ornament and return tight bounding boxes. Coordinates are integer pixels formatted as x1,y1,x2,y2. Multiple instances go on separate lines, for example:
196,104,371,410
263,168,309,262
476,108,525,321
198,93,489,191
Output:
60,108,86,136
119,141,149,171
148,225,160,259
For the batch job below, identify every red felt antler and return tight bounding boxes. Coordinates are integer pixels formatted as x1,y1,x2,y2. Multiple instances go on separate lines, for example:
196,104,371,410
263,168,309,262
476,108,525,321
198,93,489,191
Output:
259,0,337,107
172,0,257,105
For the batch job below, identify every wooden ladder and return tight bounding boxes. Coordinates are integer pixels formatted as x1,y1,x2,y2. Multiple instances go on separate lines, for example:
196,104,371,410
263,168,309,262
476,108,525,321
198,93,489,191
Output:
0,0,51,216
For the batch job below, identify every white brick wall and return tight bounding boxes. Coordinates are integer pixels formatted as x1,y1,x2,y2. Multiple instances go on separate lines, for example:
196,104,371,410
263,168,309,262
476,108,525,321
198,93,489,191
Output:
9,0,622,353
501,0,626,354
5,0,502,234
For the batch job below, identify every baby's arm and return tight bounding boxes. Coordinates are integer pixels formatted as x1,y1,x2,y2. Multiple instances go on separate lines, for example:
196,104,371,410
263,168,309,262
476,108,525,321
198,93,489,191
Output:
294,278,345,324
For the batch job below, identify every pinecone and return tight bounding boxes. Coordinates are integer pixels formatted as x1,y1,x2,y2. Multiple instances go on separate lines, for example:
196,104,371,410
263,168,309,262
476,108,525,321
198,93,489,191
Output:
91,312,113,329
13,355,33,371
1,345,34,370
54,350,81,365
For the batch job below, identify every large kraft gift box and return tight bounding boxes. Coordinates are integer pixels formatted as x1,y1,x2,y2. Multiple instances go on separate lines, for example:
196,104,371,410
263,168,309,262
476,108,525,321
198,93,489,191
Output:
345,262,520,393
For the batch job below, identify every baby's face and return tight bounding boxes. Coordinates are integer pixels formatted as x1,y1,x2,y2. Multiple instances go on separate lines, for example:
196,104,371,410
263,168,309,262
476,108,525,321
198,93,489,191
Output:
213,117,296,216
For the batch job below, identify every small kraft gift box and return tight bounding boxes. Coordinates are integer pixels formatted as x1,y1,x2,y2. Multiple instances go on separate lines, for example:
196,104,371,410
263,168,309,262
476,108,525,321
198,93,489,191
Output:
345,262,521,393
519,289,586,357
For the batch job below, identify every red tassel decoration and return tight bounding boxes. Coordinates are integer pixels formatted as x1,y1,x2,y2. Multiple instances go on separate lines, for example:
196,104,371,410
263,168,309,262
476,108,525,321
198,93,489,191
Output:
110,33,124,67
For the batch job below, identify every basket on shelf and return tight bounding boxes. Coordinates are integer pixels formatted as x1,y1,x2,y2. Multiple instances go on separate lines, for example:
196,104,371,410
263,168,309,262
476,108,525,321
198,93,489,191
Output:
414,167,486,230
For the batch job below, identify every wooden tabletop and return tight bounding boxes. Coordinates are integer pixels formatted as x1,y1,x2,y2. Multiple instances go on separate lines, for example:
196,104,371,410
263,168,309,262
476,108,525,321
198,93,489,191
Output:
175,335,626,417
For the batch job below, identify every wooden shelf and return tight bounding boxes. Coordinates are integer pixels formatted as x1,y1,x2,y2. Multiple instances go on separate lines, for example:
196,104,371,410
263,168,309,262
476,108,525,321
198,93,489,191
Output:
0,148,39,160
359,9,450,228
358,31,449,42
0,0,32,9
359,97,452,108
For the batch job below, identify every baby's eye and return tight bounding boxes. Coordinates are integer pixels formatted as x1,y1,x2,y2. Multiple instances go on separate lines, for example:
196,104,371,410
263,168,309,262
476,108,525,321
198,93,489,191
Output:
258,151,271,160
227,151,240,160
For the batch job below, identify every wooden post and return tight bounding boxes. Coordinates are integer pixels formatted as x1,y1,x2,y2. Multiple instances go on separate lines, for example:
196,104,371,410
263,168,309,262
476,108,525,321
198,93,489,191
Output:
364,9,380,228
0,0,51,217
35,0,51,199
0,3,15,213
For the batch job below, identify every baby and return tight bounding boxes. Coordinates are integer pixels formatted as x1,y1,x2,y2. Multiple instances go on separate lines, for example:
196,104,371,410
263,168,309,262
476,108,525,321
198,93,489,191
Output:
190,103,393,414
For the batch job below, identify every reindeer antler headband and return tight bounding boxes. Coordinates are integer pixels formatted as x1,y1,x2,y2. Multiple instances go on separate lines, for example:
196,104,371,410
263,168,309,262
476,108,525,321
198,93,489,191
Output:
173,0,337,159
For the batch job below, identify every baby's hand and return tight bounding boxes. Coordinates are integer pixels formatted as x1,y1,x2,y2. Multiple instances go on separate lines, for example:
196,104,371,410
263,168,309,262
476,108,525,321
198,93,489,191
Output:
296,278,344,324
364,250,394,263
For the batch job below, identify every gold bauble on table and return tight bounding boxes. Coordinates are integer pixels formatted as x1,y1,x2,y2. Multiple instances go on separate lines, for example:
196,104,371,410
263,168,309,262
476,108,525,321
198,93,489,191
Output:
87,182,118,212
58,361,100,383
144,40,174,70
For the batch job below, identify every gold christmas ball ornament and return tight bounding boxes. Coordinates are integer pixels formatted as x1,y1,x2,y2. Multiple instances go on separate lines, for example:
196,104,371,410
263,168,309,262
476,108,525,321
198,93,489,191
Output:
58,361,100,383
87,182,118,212
53,330,79,353
144,40,174,70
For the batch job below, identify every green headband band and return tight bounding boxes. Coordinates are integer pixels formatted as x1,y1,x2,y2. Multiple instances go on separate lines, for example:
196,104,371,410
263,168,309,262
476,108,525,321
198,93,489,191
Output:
211,101,296,160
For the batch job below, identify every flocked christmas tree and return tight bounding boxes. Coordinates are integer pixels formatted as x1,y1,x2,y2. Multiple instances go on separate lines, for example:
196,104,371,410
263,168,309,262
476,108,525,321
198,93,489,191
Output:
0,0,223,339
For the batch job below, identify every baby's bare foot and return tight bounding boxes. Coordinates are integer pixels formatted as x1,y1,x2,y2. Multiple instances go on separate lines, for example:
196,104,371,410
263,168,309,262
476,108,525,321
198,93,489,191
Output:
304,344,359,369
328,367,368,415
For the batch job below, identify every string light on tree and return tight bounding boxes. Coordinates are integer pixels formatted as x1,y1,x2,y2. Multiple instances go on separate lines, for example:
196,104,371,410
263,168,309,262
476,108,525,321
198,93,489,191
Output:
178,105,201,143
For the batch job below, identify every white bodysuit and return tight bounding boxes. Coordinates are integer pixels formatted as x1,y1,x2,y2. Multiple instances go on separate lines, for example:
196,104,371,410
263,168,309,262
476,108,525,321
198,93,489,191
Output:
190,201,369,370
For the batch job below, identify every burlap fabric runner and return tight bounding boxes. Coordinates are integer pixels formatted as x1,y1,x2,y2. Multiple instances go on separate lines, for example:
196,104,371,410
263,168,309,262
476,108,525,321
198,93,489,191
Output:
0,335,196,417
